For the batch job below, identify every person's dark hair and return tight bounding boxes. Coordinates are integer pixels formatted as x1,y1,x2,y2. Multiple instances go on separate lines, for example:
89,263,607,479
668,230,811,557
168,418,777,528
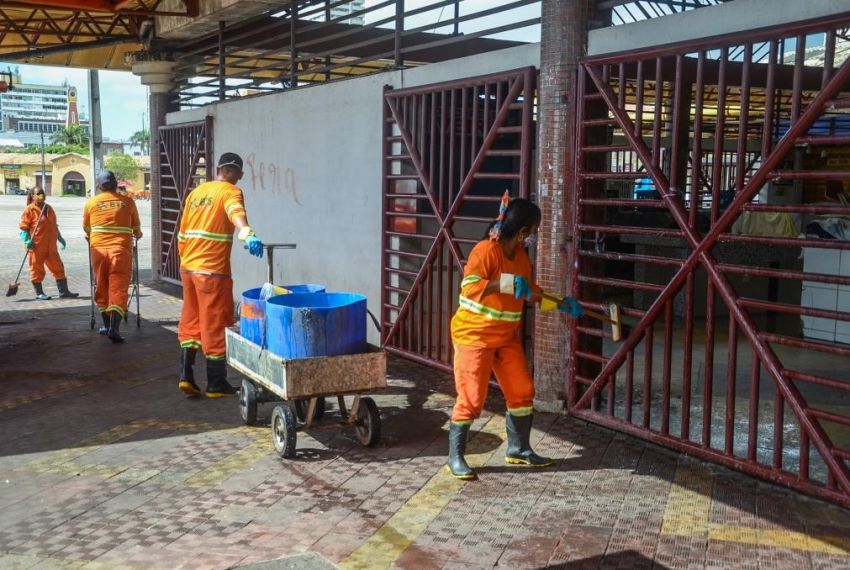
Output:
483,197,541,240
26,186,44,206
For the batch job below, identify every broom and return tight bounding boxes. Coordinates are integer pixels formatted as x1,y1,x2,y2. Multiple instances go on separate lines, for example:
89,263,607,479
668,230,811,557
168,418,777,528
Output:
6,201,48,297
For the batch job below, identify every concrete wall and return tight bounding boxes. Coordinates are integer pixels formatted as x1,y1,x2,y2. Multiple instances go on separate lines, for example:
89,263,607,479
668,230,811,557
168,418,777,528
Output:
166,43,539,343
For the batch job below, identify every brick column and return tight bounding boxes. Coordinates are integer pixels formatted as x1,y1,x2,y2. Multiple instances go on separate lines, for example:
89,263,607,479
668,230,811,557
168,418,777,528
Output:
533,0,593,412
149,92,177,280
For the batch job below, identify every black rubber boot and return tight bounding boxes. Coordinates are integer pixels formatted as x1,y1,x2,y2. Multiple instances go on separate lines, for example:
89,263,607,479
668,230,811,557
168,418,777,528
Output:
56,278,79,298
107,311,124,343
32,281,51,300
205,358,238,398
178,348,202,396
505,413,553,467
98,312,109,335
446,422,476,480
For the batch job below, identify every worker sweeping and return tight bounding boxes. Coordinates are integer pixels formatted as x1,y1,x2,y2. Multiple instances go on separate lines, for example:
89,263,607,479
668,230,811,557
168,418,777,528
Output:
446,193,584,480
177,152,264,398
18,186,78,300
83,171,142,343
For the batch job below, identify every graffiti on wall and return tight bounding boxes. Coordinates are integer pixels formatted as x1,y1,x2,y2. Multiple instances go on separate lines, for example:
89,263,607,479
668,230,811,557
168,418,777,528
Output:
245,153,300,205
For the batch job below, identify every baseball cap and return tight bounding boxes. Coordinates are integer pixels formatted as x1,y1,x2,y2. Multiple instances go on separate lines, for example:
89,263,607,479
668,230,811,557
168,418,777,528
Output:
96,171,118,189
217,152,243,172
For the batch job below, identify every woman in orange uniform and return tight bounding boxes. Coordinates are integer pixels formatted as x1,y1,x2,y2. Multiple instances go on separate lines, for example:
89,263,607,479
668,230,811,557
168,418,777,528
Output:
83,171,142,343
447,195,584,480
18,186,78,300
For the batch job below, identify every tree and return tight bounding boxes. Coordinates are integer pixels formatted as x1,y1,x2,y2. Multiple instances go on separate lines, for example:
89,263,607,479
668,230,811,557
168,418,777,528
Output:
50,124,90,147
129,129,150,154
105,151,138,182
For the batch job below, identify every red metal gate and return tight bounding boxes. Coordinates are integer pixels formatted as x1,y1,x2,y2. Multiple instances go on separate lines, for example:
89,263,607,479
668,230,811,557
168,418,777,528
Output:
157,116,213,284
381,68,536,370
569,16,850,506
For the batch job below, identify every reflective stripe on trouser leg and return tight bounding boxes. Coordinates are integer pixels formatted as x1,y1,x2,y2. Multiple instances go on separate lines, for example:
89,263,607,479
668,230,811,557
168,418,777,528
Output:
108,247,132,315
451,344,497,423
492,340,535,415
178,272,202,352
91,247,111,311
180,273,234,359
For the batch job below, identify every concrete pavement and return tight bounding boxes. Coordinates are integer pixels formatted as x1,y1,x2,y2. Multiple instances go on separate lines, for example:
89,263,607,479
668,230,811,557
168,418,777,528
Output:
2,196,850,569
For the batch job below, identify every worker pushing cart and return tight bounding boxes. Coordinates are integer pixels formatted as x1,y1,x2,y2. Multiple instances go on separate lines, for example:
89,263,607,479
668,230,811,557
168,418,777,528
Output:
177,152,264,398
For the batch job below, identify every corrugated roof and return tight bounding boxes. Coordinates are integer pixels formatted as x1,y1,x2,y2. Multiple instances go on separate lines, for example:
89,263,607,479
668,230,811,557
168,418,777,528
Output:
0,153,61,165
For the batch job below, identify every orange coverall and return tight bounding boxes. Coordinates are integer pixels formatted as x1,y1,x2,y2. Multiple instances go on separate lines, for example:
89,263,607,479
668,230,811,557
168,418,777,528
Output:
83,191,142,317
450,239,541,423
19,203,66,283
177,181,247,360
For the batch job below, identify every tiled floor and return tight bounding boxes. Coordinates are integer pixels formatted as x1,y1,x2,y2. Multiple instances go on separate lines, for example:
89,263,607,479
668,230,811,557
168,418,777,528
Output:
2,280,850,569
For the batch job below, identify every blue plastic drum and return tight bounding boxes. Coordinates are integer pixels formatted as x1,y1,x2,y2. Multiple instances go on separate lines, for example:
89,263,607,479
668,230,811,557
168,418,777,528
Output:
265,292,367,359
239,284,325,346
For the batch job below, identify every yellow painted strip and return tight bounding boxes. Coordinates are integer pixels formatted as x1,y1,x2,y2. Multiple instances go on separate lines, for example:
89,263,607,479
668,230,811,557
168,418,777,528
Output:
340,416,506,570
662,462,850,554
186,430,268,487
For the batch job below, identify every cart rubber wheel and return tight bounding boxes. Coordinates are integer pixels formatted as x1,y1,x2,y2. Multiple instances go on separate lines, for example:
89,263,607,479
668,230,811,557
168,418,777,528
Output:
271,405,297,458
240,379,258,425
294,397,326,422
354,397,381,447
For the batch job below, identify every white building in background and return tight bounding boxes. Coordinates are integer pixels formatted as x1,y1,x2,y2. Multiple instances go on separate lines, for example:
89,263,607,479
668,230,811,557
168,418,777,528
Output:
330,0,365,24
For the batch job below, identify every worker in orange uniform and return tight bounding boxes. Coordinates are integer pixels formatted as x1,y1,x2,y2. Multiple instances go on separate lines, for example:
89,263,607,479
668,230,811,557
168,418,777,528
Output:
447,195,584,480
18,186,78,300
177,152,264,398
83,171,142,343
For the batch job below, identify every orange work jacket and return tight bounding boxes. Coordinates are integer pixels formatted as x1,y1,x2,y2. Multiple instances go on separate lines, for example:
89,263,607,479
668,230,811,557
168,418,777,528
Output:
83,191,142,249
450,239,540,348
177,180,247,276
19,203,59,253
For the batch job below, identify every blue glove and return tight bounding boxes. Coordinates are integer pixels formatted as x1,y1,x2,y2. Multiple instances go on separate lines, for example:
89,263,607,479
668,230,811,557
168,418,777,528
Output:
513,275,532,300
19,229,33,249
58,234,66,250
558,296,584,318
245,235,264,258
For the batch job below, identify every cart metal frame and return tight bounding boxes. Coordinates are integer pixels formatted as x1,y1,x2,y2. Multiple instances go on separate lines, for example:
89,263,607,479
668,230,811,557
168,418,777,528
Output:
225,327,387,458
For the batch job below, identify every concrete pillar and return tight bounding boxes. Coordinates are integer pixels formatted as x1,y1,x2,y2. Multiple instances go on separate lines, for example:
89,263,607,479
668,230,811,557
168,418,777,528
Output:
533,0,593,412
131,55,178,279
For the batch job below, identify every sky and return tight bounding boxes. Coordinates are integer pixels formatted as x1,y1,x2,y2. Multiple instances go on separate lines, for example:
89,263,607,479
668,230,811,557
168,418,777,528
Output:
0,62,148,141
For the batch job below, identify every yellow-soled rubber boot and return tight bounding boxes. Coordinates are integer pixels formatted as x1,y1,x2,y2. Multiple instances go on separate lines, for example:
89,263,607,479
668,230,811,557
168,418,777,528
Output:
505,413,554,467
205,358,238,398
178,347,202,396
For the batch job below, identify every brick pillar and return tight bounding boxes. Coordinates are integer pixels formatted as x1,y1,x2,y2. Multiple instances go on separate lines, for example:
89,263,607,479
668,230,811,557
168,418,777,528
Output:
149,92,177,280
533,0,593,412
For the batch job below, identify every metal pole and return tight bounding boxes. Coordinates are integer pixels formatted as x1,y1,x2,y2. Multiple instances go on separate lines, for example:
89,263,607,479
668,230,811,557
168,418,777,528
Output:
218,20,226,101
87,69,103,197
40,131,46,193
394,0,404,67
290,3,298,88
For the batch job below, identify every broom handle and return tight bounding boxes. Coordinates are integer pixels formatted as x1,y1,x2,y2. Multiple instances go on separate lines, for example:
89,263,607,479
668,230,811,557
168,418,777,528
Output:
12,203,48,284
541,291,615,324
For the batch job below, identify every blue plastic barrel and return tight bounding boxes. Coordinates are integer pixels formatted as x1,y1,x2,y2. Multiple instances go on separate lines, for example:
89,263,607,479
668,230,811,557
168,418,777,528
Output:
265,292,367,359
240,284,325,345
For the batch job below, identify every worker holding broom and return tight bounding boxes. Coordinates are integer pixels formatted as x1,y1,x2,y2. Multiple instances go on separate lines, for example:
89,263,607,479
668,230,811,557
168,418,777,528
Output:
176,152,264,398
446,193,584,480
83,171,142,343
17,185,78,300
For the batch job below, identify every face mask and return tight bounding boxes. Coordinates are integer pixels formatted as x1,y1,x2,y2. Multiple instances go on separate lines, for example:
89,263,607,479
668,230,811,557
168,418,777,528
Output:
35,194,45,203
523,234,538,248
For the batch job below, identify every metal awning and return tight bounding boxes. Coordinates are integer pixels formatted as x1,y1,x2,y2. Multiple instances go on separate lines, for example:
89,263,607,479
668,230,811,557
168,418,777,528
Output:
0,1,198,70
